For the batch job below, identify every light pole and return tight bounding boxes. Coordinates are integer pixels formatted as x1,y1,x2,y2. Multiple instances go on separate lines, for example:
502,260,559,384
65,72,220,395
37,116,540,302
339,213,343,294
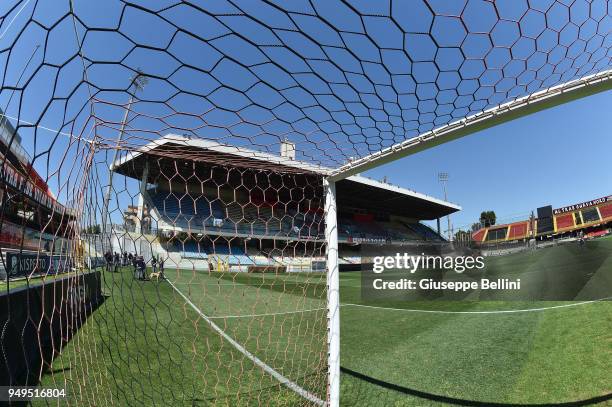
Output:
438,172,452,241
101,71,148,249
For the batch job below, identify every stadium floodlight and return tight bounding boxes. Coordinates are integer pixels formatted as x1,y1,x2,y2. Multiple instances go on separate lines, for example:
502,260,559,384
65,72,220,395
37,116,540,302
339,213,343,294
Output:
438,173,452,241
101,70,148,244
1,1,612,406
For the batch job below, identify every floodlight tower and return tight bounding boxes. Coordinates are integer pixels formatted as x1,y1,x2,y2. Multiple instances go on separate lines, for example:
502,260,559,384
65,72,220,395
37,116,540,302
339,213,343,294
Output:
438,172,452,241
101,71,148,246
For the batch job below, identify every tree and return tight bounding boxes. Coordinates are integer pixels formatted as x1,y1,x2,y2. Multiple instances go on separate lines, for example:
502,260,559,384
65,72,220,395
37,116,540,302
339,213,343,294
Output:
479,211,497,228
454,230,471,242
471,222,482,231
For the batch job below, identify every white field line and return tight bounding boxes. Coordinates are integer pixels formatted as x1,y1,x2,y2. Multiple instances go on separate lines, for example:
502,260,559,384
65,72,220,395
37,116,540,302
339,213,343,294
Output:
341,297,612,315
165,278,325,406
170,279,325,287
171,282,248,286
171,282,322,286
208,306,326,319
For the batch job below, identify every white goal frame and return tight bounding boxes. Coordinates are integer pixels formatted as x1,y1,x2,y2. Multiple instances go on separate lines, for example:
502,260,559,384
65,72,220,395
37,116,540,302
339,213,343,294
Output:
324,178,340,407
324,68,612,407
328,69,612,183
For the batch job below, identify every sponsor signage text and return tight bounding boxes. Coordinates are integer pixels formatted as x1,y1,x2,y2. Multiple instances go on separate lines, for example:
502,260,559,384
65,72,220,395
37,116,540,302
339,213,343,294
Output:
5,253,73,279
553,195,612,215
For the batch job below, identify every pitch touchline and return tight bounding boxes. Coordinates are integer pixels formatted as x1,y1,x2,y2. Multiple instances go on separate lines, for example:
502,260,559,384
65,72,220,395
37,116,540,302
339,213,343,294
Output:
165,278,325,406
341,297,611,314
171,282,248,286
209,307,326,319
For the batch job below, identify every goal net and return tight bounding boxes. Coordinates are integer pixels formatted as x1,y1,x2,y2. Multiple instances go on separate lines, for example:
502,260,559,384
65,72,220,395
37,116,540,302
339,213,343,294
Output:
0,0,611,406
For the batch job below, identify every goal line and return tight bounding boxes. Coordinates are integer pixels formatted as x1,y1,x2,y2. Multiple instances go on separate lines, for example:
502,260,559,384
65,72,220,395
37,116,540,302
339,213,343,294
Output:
164,278,325,406
207,307,327,320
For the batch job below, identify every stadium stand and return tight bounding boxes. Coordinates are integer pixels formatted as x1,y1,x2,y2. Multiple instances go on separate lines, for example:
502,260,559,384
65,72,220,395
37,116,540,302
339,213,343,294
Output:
149,189,317,238
473,194,612,245
574,212,583,225
0,111,75,280
405,222,446,241
179,241,208,259
508,222,529,240
600,204,612,220
172,240,271,267
337,217,445,243
472,228,487,243
485,227,508,242
111,135,458,271
150,187,446,244
555,213,574,230
339,218,385,241
380,222,423,241
211,244,255,266
581,208,601,223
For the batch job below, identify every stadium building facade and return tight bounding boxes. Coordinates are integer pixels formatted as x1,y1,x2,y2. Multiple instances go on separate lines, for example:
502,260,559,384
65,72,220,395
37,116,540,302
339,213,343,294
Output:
0,112,75,279
473,195,612,245
111,135,460,272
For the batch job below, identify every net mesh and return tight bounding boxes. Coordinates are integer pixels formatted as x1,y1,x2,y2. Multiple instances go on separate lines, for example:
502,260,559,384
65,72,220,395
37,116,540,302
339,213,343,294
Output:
0,0,611,405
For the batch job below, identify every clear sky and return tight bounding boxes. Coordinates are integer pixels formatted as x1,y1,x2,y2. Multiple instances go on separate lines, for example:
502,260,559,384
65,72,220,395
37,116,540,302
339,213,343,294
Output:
1,1,611,228
364,89,612,230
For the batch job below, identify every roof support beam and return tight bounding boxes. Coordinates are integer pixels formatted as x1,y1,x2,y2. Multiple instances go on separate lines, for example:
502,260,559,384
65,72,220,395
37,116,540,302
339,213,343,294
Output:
328,69,612,182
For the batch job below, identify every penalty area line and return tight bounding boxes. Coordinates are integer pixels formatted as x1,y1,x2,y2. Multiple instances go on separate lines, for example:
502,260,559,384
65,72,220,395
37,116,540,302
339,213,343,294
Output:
341,297,612,314
208,306,327,319
165,278,325,406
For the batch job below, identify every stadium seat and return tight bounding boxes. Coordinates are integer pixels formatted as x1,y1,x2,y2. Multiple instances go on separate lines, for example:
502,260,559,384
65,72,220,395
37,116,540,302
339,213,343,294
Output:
508,222,528,239
472,228,486,243
581,208,601,223
405,222,445,241
555,213,574,230
485,227,508,241
337,217,444,242
599,204,612,220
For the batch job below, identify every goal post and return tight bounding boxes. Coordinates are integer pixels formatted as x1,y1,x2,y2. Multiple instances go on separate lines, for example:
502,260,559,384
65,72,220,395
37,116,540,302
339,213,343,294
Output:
324,178,340,407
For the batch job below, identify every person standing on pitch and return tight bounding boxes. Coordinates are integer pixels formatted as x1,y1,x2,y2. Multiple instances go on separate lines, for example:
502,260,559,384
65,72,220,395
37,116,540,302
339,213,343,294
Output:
137,256,146,280
132,254,138,279
114,252,120,272
104,251,113,273
151,256,157,276
159,257,165,279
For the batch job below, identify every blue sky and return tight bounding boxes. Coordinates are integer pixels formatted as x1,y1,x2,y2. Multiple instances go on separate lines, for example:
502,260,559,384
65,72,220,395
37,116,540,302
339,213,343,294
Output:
364,89,612,229
1,0,611,227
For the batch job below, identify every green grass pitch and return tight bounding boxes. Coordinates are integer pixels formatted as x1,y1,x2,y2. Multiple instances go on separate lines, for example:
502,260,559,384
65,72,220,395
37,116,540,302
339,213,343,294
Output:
339,237,612,406
33,237,611,405
37,267,327,406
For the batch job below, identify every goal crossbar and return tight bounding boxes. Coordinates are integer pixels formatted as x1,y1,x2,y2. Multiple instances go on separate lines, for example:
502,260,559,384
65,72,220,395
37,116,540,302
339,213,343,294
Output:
328,69,612,182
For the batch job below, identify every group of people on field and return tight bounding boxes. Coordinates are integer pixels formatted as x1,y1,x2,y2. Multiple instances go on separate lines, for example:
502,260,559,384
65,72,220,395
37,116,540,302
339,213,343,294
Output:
104,251,164,280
